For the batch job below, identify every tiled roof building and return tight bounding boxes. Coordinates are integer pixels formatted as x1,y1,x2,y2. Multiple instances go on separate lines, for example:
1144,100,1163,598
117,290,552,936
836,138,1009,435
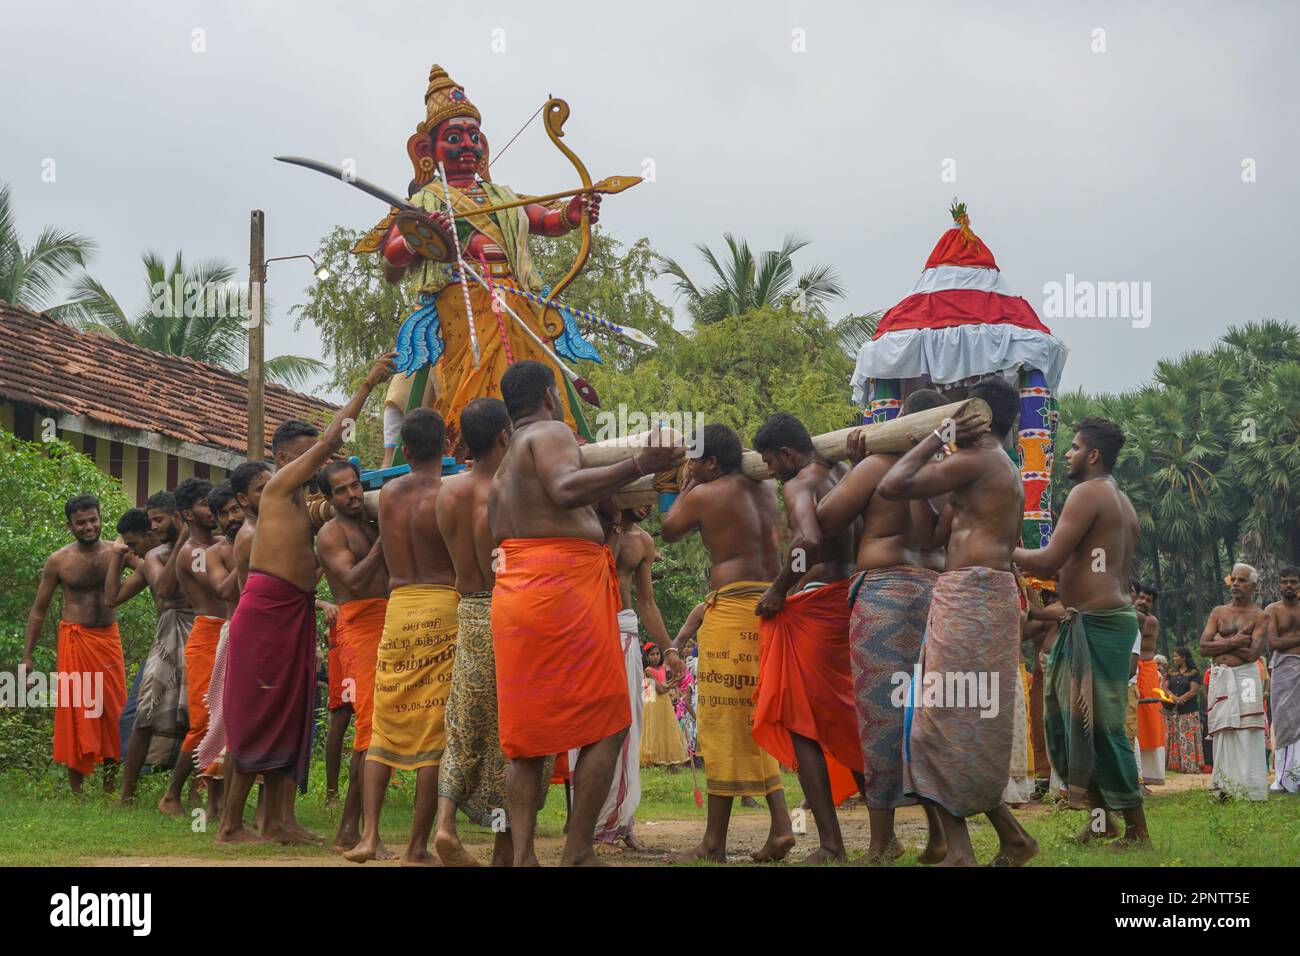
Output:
0,300,338,503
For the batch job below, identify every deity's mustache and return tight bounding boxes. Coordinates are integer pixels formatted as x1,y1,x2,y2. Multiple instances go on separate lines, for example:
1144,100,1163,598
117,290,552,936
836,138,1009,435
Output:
447,146,482,162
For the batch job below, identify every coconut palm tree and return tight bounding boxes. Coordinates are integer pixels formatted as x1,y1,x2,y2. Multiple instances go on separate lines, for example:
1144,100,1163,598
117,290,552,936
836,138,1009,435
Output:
0,182,96,318
656,233,845,325
63,251,326,390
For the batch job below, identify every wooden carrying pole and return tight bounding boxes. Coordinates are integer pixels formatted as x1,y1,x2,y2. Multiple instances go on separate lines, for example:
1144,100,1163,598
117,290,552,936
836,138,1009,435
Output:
332,400,988,520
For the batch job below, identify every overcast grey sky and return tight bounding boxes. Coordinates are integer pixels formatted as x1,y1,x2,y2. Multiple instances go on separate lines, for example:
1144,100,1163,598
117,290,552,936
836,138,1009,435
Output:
4,1,1296,400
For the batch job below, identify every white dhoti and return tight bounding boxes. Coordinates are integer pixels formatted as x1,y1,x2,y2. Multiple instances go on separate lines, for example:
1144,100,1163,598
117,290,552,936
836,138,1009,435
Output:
572,608,644,843
1207,662,1269,801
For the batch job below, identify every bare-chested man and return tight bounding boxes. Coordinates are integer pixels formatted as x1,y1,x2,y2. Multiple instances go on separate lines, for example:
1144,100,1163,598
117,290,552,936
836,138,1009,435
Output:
815,406,949,864
23,495,128,794
1015,415,1151,845
346,409,458,866
216,357,394,845
882,377,1038,866
661,422,794,863
108,490,196,806
152,477,221,818
316,460,390,854
489,361,683,867
1264,566,1300,794
587,502,676,852
1198,563,1270,801
745,412,862,864
1128,579,1165,789
434,397,516,867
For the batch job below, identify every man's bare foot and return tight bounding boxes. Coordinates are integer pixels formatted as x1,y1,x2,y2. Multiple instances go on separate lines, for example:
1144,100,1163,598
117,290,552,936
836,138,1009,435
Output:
751,833,796,862
935,852,980,867
561,849,609,867
917,839,948,864
800,846,846,865
669,843,727,864
157,794,186,818
215,826,260,845
434,831,481,867
989,834,1039,867
622,833,651,852
595,842,624,856
1107,833,1152,851
284,821,323,844
401,847,442,867
857,840,905,865
333,827,361,853
343,838,396,862
1074,814,1119,843
261,824,318,846
740,796,761,809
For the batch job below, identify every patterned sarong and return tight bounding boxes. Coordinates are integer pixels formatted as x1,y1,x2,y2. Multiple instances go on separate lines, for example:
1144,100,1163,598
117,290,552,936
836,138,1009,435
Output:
224,572,316,789
753,579,861,782
904,567,1019,818
52,622,127,776
438,593,508,827
1003,666,1035,803
133,608,195,739
367,585,458,770
696,582,782,797
849,566,936,809
181,614,224,753
1044,606,1142,810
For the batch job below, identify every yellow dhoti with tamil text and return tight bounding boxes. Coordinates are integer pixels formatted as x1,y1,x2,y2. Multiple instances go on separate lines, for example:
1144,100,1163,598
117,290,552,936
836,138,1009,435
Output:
696,582,782,797
366,584,459,770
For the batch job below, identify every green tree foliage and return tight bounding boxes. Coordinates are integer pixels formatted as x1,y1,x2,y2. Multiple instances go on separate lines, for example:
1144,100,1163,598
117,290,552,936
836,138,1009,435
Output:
0,431,158,775
0,431,157,671
0,182,96,319
290,226,415,395
1052,320,1300,645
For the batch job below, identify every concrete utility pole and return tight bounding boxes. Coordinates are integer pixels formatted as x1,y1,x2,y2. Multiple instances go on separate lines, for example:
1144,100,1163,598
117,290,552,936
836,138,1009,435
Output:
247,210,266,459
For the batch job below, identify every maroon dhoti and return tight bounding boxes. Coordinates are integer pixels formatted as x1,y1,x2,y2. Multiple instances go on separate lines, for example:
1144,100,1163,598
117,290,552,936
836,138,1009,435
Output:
223,571,316,789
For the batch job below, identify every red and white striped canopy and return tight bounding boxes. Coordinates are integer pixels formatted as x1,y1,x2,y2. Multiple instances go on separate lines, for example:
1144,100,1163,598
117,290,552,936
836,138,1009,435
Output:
851,211,1068,401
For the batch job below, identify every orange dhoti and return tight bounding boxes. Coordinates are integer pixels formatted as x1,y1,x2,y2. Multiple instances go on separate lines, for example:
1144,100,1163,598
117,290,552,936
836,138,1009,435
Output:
753,580,861,804
52,621,126,776
335,598,388,752
1136,658,1167,784
492,537,630,760
181,615,225,754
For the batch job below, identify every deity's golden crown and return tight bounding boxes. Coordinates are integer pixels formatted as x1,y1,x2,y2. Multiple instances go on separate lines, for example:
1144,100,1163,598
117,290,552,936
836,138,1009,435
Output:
417,64,480,133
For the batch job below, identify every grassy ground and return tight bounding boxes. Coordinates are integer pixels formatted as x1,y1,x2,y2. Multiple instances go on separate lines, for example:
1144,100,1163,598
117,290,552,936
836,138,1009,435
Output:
1,761,1297,866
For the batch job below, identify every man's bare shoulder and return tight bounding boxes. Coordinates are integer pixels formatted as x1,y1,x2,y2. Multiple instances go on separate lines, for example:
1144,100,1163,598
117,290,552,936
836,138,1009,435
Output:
438,471,474,504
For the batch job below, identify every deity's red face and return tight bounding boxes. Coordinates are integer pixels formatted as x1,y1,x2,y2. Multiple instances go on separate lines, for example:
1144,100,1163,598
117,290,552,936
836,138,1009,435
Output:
434,118,484,179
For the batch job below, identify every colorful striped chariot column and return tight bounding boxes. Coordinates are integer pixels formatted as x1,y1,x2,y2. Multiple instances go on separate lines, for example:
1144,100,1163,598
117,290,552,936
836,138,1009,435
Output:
849,201,1070,565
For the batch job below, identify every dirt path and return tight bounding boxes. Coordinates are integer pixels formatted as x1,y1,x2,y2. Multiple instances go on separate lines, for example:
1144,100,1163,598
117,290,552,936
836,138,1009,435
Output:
86,773,1210,867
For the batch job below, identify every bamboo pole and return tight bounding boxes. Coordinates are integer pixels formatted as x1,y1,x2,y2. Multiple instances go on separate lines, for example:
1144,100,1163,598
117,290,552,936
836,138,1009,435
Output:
318,400,989,522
